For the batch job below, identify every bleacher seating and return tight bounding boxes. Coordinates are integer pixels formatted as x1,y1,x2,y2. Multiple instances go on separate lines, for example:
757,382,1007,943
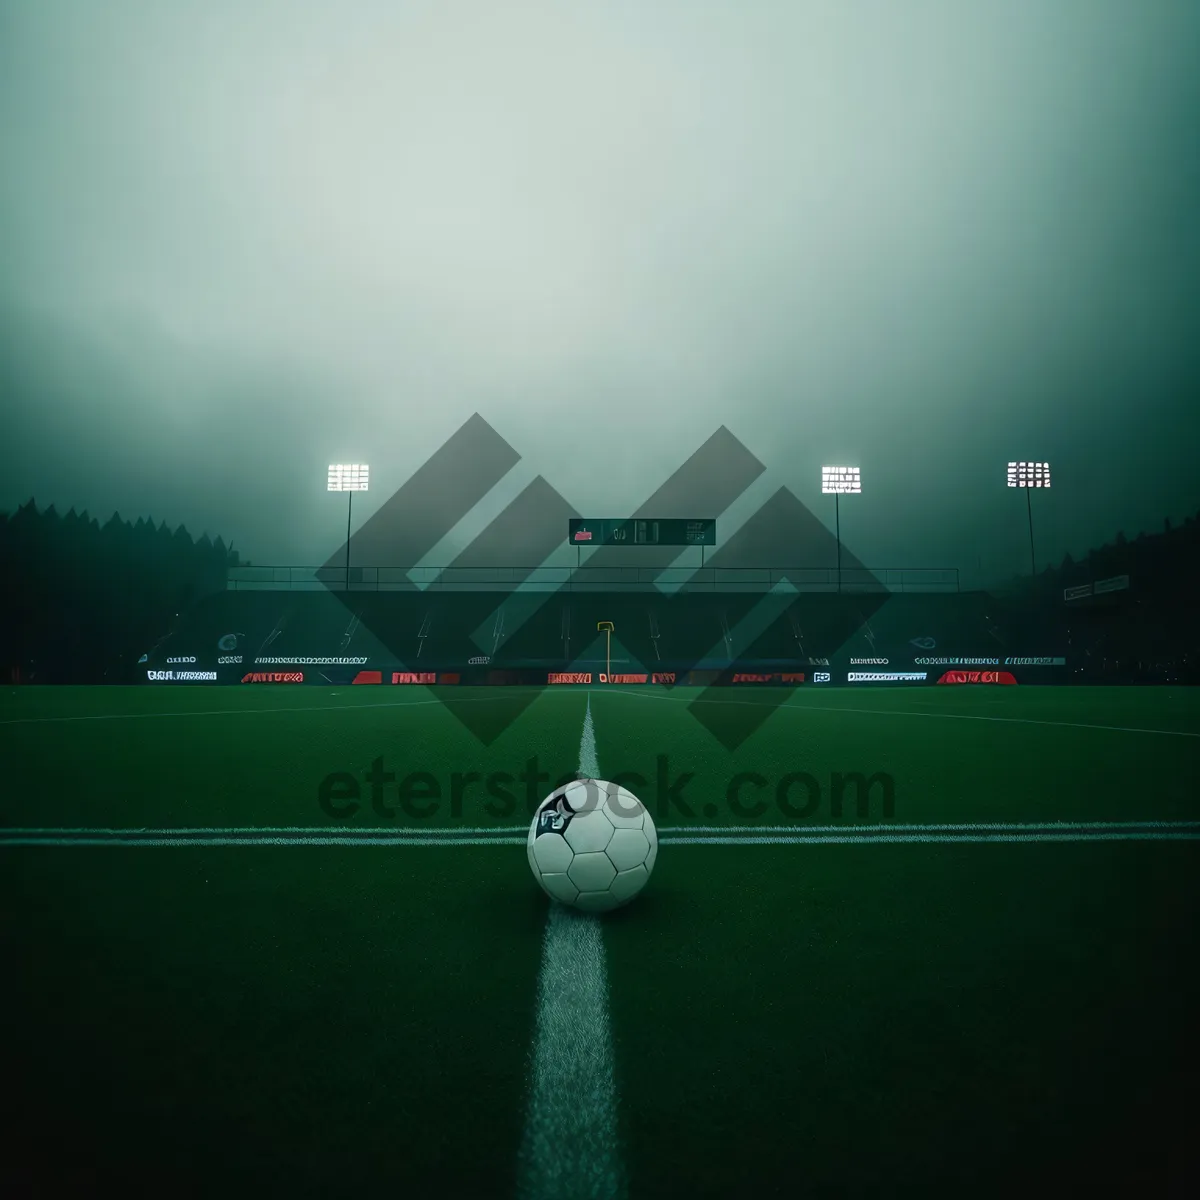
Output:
150,586,1037,674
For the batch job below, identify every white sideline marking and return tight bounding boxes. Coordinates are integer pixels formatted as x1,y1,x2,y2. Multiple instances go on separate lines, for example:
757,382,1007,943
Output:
517,693,625,1200
600,687,1200,737
4,831,1197,847
9,819,1200,834
0,835,529,847
4,820,1199,848
5,826,523,835
661,820,1200,833
665,833,1200,844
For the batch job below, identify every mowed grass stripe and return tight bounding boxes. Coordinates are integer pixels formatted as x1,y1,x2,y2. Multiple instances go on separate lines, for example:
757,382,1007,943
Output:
518,694,625,1200
6,685,1194,738
0,690,556,725
602,686,1200,737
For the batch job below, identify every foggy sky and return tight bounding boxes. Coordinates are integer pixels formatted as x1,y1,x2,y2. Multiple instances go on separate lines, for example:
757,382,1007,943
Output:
2,0,1198,587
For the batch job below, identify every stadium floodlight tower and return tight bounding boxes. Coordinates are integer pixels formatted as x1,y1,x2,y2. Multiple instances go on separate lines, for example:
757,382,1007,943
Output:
328,463,369,591
821,466,861,592
1007,461,1051,578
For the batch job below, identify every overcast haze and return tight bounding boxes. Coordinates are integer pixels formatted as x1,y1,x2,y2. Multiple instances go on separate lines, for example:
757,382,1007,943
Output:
2,0,1197,586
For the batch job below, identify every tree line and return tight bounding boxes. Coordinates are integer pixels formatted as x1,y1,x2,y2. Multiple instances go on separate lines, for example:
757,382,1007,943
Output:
1013,508,1200,682
1039,509,1200,597
0,499,239,682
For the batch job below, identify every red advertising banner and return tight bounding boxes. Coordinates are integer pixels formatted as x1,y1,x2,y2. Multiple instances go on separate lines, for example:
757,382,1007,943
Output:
731,672,805,684
937,670,1017,685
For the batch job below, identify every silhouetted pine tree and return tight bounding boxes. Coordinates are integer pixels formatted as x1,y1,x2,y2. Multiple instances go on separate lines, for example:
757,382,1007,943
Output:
0,501,235,681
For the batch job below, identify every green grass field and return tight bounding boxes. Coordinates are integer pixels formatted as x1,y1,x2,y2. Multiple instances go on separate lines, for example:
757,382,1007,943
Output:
2,684,1198,1196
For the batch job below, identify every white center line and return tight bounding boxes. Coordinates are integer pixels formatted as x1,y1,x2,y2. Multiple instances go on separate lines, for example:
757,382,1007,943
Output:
517,694,625,1200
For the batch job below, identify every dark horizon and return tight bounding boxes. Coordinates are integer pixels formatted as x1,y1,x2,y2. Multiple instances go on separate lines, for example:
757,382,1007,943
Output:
5,481,1197,596
3,2,1198,590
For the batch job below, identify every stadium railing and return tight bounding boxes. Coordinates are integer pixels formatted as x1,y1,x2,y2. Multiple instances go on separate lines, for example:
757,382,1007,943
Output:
225,565,961,593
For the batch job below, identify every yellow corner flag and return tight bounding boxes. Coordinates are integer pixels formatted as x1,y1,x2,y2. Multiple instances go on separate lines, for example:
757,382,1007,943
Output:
597,622,614,678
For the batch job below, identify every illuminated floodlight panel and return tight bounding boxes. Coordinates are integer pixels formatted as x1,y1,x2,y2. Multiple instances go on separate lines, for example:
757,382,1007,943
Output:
821,466,861,494
328,463,370,492
1006,461,1051,488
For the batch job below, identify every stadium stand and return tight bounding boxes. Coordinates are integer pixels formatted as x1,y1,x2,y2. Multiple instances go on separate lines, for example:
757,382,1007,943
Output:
144,587,1042,678
4,499,1197,683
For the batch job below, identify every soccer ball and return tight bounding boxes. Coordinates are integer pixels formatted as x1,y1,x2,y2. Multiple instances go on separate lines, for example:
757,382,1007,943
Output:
527,778,657,912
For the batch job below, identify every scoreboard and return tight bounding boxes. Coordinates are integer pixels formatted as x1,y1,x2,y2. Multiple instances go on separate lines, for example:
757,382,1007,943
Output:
568,518,716,546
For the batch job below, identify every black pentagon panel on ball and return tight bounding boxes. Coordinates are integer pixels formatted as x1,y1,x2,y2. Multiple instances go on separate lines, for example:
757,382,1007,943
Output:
535,792,578,838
